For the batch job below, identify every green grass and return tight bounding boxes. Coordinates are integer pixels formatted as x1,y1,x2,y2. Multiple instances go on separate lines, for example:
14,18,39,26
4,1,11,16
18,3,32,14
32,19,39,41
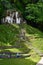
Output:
24,24,43,52
30,38,43,52
0,52,40,65
0,23,43,65
0,24,20,46
0,58,36,65
24,24,43,37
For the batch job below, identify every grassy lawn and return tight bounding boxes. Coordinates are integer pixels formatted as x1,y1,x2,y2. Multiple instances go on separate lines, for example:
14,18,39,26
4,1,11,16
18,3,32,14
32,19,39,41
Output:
0,58,36,65
0,55,40,65
0,24,43,65
24,24,43,52
30,38,43,52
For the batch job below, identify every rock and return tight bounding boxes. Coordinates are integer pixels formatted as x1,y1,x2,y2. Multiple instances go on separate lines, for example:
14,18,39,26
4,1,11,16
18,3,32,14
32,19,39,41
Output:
36,57,43,65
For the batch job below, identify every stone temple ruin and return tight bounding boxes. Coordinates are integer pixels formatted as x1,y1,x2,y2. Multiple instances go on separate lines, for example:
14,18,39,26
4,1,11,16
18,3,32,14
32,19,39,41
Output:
1,10,25,24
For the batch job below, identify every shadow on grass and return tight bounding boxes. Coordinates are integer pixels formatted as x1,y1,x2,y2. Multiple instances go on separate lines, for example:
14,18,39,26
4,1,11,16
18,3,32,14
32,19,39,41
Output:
0,23,43,46
0,24,31,53
0,24,20,45
23,24,43,38
0,43,31,53
0,58,36,65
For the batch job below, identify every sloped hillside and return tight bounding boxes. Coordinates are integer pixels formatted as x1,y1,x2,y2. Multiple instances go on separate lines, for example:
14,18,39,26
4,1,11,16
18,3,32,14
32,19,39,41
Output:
0,23,43,65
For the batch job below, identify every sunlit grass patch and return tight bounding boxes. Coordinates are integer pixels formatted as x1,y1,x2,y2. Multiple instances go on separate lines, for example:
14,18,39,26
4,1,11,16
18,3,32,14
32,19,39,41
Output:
5,48,21,53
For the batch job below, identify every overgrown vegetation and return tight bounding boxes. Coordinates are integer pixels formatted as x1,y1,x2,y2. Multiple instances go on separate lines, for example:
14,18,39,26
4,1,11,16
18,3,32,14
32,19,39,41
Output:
0,24,42,65
0,0,43,65
0,0,43,30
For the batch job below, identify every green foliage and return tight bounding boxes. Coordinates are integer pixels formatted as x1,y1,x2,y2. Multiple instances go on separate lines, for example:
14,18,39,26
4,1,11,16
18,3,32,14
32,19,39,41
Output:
25,2,43,23
0,0,15,19
0,0,43,28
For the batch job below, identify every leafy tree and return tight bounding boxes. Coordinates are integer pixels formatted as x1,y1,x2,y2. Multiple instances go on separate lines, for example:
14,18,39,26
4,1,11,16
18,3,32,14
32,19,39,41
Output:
25,2,43,23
